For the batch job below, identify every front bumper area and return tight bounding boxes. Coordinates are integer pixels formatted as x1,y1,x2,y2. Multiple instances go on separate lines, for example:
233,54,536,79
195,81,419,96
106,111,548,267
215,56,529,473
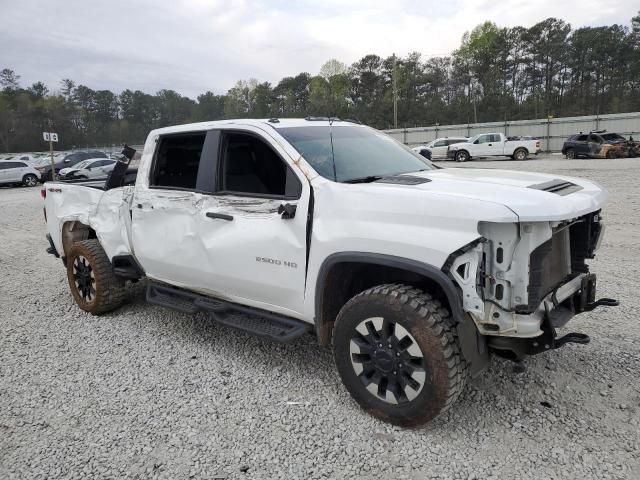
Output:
487,274,618,359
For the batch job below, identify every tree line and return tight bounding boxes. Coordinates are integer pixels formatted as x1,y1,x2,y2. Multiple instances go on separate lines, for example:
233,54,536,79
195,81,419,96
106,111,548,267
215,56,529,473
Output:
1,13,639,153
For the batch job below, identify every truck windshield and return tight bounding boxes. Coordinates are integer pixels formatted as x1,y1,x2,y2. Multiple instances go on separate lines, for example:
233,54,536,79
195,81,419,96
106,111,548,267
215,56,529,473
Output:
278,125,434,183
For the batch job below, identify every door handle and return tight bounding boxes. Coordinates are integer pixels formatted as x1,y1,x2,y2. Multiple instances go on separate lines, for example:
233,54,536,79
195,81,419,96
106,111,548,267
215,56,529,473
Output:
206,212,234,221
278,203,296,219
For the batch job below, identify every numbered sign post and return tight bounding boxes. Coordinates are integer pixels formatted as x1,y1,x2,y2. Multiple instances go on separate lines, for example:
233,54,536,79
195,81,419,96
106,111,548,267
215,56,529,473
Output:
43,131,59,181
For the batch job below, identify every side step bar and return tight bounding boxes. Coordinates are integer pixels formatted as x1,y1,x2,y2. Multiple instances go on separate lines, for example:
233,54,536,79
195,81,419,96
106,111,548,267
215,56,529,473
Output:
146,282,310,343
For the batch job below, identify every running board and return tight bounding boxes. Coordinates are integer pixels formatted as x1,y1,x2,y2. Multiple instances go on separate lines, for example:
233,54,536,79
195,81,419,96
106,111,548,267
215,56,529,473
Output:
146,283,310,343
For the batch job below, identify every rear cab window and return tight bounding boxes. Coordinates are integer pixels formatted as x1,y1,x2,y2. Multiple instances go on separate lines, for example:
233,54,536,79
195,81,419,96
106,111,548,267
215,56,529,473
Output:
150,132,207,191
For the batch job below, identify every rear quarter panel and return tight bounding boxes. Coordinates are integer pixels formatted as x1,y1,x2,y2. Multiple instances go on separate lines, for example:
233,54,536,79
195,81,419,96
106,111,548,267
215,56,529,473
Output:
45,183,134,260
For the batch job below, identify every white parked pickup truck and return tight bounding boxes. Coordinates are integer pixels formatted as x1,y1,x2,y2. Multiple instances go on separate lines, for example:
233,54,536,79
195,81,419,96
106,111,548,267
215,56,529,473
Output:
42,119,617,426
447,133,542,162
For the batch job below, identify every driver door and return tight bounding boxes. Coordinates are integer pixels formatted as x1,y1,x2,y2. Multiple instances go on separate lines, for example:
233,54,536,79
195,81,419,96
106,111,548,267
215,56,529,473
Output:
430,140,448,158
473,134,493,155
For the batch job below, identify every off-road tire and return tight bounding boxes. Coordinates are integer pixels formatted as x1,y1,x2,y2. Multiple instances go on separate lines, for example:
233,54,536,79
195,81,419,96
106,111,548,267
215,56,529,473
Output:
565,148,576,159
66,239,125,314
513,148,528,161
454,150,469,162
22,174,38,187
333,283,467,427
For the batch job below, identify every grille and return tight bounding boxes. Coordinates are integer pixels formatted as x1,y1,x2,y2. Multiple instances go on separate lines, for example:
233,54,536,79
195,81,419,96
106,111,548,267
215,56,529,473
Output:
526,211,601,311
527,228,572,311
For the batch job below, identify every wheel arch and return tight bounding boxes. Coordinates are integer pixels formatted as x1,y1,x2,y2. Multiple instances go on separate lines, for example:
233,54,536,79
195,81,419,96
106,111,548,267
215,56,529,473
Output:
314,252,465,347
61,220,97,262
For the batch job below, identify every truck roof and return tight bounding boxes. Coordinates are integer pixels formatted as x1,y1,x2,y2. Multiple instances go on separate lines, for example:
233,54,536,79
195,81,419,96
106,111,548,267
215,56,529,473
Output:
149,118,366,137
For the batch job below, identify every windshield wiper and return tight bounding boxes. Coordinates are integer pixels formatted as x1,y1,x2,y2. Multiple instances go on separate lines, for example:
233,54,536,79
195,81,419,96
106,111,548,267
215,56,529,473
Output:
343,175,383,184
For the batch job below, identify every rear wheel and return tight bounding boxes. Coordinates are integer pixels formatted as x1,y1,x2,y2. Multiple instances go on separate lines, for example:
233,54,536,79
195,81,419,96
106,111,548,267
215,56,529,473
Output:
333,284,467,427
454,150,469,162
606,150,617,159
66,239,125,314
565,149,576,159
22,174,38,187
513,148,528,161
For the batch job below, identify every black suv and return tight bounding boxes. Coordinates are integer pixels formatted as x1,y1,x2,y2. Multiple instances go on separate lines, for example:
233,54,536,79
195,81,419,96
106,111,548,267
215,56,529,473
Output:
36,150,107,181
561,131,630,159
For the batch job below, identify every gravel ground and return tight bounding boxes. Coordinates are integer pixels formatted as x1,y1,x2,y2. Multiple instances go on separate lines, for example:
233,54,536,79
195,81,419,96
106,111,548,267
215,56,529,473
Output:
1,155,639,480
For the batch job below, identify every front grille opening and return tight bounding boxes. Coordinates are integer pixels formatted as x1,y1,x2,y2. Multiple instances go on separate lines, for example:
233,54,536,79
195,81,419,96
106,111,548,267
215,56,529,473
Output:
527,211,601,312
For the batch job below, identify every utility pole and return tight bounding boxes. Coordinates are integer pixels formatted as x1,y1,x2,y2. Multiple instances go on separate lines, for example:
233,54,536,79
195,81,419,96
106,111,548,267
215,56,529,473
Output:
392,53,398,129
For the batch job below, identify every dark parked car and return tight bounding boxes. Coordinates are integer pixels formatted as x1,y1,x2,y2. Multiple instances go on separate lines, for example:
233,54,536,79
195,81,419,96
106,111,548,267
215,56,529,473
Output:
562,131,638,159
36,150,107,181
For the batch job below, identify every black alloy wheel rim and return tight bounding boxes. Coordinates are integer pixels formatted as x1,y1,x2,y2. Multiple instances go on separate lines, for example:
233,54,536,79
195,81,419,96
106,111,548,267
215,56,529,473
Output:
349,317,426,404
73,255,96,302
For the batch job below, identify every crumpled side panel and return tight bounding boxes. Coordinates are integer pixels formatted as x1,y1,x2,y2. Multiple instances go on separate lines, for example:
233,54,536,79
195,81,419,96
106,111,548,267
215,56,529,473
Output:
89,186,135,260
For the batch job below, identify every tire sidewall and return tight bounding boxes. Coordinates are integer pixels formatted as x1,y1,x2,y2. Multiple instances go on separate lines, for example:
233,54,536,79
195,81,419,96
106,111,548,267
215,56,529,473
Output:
23,174,38,187
66,243,104,313
333,292,452,426
455,151,468,162
515,149,527,160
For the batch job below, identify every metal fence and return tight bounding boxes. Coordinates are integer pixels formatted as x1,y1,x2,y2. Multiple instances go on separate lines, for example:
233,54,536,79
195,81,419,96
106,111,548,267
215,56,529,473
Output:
383,112,640,152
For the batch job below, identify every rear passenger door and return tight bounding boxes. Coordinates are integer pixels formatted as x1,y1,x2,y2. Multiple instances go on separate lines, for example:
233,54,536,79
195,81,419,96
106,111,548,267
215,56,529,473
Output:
5,162,23,182
573,135,589,156
0,162,10,183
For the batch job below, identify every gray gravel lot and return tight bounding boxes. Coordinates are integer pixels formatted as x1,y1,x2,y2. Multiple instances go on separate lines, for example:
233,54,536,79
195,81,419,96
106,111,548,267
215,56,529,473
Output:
1,155,639,479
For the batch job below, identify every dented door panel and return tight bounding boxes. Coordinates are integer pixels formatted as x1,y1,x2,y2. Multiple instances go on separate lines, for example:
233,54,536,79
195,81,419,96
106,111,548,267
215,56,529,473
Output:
198,193,309,315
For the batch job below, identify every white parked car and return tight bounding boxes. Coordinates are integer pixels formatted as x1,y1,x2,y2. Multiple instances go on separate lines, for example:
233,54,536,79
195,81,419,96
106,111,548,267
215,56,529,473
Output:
59,158,117,180
412,137,468,160
0,160,41,186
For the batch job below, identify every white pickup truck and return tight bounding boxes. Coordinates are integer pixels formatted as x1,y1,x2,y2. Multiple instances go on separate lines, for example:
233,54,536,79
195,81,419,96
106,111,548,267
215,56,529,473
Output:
447,133,542,162
42,118,617,426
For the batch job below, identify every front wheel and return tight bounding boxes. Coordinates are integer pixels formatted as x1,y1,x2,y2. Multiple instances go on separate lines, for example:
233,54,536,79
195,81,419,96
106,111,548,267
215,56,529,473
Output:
22,174,38,187
333,284,467,427
454,150,469,162
66,239,125,314
565,149,576,159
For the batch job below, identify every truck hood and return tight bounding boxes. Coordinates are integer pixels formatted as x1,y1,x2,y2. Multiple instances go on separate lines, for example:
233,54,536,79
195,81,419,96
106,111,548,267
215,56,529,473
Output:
382,168,607,222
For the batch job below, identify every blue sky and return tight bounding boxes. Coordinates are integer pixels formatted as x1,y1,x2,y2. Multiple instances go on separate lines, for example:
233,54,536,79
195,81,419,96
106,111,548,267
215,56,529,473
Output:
1,0,637,97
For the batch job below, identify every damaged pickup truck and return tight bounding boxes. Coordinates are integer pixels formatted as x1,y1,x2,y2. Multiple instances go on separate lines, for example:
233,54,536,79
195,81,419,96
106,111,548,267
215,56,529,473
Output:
42,118,618,426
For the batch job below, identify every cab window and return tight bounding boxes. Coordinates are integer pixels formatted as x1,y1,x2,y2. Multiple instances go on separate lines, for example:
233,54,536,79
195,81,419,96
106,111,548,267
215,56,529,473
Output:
218,132,301,199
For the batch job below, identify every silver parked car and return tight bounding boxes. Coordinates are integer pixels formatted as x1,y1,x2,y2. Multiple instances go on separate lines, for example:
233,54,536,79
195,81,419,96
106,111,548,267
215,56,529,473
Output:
0,160,41,187
412,137,469,160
